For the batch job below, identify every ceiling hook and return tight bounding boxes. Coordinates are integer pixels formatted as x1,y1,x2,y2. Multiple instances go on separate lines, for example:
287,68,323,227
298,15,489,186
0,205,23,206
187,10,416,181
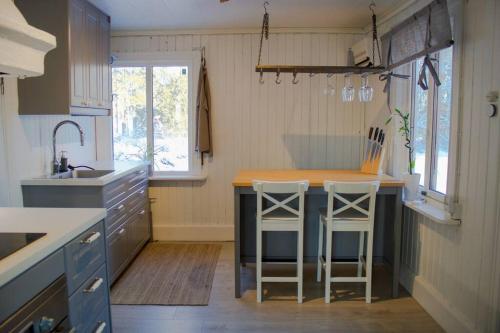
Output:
292,71,299,84
275,68,281,84
259,68,264,84
263,1,269,14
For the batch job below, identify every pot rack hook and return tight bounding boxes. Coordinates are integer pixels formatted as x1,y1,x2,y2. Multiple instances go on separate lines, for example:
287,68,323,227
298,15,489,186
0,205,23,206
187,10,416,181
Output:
259,68,264,84
326,73,334,78
275,68,281,84
292,70,299,84
369,1,376,15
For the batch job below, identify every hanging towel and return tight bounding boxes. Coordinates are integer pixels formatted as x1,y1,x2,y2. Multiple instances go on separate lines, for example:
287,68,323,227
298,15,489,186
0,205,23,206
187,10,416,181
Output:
195,53,212,164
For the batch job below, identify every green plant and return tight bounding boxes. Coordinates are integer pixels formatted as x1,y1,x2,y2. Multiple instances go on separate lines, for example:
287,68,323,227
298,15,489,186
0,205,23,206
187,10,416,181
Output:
386,108,415,174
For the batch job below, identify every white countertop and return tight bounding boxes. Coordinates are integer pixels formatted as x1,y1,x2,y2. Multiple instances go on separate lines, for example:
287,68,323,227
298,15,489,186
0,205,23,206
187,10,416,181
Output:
20,160,149,186
0,207,106,287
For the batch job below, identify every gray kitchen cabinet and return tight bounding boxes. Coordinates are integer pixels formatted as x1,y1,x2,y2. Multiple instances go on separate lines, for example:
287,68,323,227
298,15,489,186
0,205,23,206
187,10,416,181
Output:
15,0,111,116
22,167,152,284
0,221,112,332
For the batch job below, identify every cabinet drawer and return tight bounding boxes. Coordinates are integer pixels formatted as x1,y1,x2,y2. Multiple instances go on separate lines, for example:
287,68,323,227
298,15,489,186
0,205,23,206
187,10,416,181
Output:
88,306,111,333
105,182,148,233
65,222,105,294
128,204,150,253
103,167,148,208
69,264,109,333
107,221,129,283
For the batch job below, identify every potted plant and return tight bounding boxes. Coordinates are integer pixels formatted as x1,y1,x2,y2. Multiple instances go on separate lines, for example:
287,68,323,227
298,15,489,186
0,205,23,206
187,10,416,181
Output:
387,108,421,201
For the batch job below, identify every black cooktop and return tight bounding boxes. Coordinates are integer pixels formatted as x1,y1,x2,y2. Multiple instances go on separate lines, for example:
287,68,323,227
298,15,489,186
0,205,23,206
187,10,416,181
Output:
0,233,47,260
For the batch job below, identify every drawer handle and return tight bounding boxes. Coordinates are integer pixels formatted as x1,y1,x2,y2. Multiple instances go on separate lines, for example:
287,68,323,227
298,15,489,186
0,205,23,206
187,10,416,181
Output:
115,204,125,211
138,210,145,216
80,231,101,244
140,190,145,195
94,321,106,333
118,228,126,235
136,169,145,175
84,277,104,293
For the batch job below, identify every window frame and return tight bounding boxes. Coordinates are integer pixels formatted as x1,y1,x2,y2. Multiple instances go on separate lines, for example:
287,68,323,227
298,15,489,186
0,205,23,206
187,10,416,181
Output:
410,47,455,204
112,51,201,177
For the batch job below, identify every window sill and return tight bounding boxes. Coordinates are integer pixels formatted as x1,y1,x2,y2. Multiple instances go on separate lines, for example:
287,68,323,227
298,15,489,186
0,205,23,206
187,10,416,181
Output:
149,174,207,182
404,200,461,226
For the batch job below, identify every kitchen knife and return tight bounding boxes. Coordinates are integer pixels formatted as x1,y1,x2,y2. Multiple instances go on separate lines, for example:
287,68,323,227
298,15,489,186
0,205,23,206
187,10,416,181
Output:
372,132,385,165
363,127,374,162
369,128,381,162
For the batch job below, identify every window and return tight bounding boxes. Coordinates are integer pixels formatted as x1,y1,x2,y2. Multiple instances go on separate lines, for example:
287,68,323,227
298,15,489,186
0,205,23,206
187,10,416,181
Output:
411,47,453,197
112,52,200,176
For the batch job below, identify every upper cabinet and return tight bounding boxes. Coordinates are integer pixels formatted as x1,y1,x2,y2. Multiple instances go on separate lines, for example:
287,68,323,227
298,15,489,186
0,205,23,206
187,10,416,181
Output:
16,0,111,116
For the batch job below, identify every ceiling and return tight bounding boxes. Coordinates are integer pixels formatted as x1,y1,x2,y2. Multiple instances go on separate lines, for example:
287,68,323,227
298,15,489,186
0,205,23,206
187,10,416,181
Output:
87,0,408,32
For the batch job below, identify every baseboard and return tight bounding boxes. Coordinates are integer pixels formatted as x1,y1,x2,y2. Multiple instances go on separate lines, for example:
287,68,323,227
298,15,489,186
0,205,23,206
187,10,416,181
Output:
152,224,234,241
400,265,478,333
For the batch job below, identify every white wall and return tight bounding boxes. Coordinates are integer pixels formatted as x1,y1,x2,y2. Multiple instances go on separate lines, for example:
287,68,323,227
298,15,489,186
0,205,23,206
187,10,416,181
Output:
0,78,98,206
109,31,383,241
383,0,500,332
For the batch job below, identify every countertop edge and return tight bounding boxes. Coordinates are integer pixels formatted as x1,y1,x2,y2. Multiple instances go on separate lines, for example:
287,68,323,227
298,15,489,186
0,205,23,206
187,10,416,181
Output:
0,209,106,287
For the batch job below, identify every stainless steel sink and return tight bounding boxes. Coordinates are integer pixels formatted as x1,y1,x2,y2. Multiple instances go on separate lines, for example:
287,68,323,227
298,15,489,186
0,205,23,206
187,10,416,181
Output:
47,169,114,179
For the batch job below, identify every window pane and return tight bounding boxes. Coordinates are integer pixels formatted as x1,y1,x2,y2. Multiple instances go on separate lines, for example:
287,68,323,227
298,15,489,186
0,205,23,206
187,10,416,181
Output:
112,67,147,162
432,47,453,194
413,58,428,186
152,66,189,172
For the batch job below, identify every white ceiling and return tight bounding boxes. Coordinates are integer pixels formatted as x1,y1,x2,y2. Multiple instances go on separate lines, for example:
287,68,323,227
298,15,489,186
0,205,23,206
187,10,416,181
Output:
88,0,408,31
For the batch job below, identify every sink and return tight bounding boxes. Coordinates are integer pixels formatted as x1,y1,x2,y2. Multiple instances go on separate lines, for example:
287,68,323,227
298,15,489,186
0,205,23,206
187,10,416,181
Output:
47,170,114,179
73,170,114,178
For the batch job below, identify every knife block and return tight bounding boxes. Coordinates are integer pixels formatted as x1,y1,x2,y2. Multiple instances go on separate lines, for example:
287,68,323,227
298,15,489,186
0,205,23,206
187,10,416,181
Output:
361,147,385,175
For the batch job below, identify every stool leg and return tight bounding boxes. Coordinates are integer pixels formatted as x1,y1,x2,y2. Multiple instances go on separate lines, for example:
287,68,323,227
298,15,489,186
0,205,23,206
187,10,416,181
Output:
366,228,374,304
316,218,323,282
325,223,332,303
297,228,303,304
257,224,262,303
357,231,364,277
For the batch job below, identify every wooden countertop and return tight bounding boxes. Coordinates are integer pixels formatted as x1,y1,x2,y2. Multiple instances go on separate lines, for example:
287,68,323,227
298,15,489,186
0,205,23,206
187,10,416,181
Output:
232,169,404,188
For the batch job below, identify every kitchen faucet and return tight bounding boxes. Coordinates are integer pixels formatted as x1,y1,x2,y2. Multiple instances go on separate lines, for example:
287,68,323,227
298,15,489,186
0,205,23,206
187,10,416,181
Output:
52,120,84,174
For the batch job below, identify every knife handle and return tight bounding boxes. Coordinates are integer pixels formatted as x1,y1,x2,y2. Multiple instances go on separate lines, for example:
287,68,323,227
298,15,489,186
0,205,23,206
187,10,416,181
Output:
368,127,374,139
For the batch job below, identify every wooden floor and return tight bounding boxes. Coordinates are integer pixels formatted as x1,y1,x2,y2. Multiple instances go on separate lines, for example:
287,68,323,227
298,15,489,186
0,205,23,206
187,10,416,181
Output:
112,242,443,333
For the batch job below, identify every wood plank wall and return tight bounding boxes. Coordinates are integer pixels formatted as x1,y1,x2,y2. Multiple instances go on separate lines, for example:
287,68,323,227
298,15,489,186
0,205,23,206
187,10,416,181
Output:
0,79,97,206
110,32,369,239
385,0,500,332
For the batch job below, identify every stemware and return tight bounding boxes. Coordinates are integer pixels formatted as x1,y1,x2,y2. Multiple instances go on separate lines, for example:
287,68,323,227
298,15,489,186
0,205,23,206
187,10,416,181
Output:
359,75,374,102
342,74,355,102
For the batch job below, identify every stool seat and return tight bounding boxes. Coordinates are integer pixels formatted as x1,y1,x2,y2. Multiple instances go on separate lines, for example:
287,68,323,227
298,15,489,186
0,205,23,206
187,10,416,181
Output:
317,181,379,304
253,180,309,303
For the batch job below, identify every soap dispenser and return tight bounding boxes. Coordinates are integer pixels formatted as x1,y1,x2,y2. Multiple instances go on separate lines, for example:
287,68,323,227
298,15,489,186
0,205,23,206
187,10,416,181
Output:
59,151,69,173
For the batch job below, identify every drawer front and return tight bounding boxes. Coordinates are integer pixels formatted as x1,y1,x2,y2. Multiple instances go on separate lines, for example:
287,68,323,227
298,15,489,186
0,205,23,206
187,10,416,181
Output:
69,264,109,333
105,181,148,233
128,204,150,253
103,167,148,208
107,221,129,283
65,221,105,294
88,306,111,333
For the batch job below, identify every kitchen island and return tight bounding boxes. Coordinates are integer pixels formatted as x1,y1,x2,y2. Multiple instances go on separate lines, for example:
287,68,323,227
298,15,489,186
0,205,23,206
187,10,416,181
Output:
0,207,110,332
232,169,404,299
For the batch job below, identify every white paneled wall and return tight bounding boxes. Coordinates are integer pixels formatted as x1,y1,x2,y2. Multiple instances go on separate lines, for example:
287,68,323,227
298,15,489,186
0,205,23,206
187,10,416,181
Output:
0,78,97,206
110,32,374,240
387,0,500,332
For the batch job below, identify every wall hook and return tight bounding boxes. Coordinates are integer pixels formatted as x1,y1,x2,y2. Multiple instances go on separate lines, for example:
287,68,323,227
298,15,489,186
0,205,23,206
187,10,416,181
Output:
259,69,264,84
275,69,281,84
263,1,269,14
292,71,299,84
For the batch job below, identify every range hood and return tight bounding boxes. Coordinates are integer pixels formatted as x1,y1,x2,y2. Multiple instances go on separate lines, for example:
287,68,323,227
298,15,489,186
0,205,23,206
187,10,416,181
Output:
0,0,56,78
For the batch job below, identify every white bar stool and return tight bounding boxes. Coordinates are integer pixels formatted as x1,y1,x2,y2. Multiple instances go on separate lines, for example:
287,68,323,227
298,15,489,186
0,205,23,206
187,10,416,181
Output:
316,181,380,303
252,180,309,303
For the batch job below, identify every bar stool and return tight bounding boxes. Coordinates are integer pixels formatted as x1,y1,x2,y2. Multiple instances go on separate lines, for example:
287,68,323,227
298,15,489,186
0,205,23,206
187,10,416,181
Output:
252,180,309,303
316,181,379,303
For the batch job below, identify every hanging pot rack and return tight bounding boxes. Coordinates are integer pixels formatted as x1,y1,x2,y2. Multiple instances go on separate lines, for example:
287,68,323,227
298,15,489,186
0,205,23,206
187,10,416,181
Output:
255,1,385,79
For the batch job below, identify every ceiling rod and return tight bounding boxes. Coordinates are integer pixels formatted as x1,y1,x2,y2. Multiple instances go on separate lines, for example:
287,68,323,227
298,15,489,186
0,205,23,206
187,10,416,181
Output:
255,65,385,75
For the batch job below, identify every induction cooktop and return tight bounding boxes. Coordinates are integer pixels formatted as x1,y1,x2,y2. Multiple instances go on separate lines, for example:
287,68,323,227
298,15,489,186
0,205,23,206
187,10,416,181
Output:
0,233,47,260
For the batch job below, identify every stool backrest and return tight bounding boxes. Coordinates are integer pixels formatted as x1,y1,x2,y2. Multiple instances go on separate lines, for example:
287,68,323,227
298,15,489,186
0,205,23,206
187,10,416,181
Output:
252,180,309,219
323,181,380,221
